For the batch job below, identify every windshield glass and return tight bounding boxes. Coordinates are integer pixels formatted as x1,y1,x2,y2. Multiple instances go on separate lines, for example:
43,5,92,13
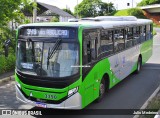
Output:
16,40,79,78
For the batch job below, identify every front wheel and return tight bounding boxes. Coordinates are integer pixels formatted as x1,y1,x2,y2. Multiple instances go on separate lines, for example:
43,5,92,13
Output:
96,78,106,103
135,57,142,74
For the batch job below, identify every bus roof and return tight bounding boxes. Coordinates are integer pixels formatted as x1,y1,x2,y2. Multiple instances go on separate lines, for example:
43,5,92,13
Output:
18,18,152,30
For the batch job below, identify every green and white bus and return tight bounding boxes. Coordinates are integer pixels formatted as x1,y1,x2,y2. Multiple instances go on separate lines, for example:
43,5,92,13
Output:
15,16,153,109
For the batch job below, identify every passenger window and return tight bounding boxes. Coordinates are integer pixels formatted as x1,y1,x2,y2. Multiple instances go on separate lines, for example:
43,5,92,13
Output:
126,27,133,48
100,30,114,57
140,26,146,42
150,24,153,39
114,29,125,52
133,27,140,45
83,30,98,65
146,24,151,40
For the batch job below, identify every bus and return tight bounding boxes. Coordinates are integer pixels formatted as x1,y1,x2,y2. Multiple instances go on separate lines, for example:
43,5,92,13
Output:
15,16,153,109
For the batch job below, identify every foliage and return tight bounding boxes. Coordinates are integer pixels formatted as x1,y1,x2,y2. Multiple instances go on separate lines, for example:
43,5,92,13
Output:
0,0,32,74
153,30,157,36
74,0,116,18
0,28,16,74
114,8,146,19
0,54,16,74
63,9,74,16
0,0,31,29
0,0,31,52
137,0,160,6
114,9,128,16
51,16,59,22
153,23,160,28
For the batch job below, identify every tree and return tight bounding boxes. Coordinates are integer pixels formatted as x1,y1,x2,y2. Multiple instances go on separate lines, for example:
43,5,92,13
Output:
63,9,74,16
0,0,31,55
74,0,116,18
0,0,30,28
137,0,160,6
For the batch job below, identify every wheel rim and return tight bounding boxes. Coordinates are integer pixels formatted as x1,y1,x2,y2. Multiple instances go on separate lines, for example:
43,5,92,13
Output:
100,83,105,96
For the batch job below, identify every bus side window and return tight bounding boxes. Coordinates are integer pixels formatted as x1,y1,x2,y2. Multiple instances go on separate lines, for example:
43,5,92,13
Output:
83,30,98,65
141,25,146,42
114,29,125,52
146,24,151,40
150,24,153,39
100,30,114,58
133,27,140,45
83,34,91,65
126,27,133,48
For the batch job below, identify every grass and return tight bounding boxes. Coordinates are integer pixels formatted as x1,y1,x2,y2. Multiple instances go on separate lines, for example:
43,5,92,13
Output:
139,90,160,118
153,23,160,28
114,8,146,19
114,9,129,16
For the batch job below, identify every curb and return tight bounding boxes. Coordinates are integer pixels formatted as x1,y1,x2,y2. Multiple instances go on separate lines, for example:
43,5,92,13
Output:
154,110,160,118
0,75,14,85
133,86,160,118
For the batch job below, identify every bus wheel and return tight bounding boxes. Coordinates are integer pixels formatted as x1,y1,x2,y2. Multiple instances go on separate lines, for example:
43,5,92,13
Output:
96,78,106,103
135,57,142,74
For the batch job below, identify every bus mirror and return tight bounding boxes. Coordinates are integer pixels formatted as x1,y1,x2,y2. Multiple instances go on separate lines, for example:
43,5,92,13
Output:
3,39,11,57
4,39,11,46
4,45,9,57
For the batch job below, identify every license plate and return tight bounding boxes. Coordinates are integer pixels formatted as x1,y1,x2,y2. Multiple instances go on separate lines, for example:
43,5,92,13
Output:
35,102,47,108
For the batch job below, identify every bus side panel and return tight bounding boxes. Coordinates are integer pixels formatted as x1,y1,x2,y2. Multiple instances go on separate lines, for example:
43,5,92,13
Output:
77,26,85,108
81,58,114,108
81,45,141,108
140,39,153,65
108,45,140,82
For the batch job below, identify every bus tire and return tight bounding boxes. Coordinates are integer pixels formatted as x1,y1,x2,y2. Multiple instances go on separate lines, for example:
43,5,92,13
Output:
135,57,142,74
96,78,106,103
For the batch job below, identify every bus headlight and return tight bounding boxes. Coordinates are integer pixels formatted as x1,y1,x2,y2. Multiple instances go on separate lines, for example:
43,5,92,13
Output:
16,81,21,89
68,87,78,97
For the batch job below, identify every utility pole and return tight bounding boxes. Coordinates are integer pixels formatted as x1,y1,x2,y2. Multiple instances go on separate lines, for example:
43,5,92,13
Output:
132,0,133,8
108,0,109,14
76,0,78,18
33,0,37,23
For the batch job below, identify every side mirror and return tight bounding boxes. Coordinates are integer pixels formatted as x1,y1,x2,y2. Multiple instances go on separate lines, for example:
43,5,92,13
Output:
3,39,11,57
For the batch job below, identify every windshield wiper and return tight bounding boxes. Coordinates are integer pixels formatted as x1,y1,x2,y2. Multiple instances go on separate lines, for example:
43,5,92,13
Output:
47,39,62,69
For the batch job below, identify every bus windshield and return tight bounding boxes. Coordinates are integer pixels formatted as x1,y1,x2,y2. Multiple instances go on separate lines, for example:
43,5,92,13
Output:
16,40,79,78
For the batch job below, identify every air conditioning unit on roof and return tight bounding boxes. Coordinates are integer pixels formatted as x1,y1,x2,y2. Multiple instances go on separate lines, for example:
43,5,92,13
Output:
95,16,137,21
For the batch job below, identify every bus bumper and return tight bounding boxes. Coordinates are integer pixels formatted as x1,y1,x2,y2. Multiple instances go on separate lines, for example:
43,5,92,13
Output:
15,85,82,109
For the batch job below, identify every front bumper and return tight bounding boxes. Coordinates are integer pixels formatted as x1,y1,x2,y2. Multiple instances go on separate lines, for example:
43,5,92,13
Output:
15,85,82,109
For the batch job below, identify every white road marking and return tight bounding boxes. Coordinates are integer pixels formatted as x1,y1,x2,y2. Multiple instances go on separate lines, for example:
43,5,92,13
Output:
153,44,160,46
143,67,160,70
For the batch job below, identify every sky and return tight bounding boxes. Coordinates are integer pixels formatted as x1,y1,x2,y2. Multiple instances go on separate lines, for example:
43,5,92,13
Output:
37,0,142,12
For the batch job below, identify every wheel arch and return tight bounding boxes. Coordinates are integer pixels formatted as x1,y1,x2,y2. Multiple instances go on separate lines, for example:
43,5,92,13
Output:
102,73,110,91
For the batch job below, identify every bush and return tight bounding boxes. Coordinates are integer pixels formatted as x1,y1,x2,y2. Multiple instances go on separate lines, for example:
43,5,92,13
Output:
0,53,16,74
153,30,157,36
127,8,146,19
51,16,59,22
114,8,146,19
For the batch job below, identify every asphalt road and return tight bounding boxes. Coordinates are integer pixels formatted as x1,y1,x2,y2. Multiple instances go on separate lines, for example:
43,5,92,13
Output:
0,29,160,118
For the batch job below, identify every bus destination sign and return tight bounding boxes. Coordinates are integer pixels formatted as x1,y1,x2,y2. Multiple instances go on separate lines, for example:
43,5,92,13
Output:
20,28,70,38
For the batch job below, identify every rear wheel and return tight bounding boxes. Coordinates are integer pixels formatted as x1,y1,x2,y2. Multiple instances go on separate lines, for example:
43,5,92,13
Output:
96,78,106,102
135,57,142,74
